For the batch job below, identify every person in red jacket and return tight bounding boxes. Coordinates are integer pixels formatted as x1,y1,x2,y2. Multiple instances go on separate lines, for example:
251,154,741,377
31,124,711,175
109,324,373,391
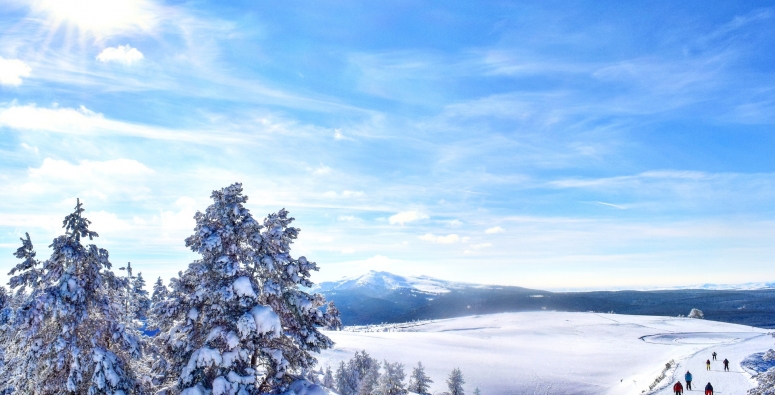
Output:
673,381,684,395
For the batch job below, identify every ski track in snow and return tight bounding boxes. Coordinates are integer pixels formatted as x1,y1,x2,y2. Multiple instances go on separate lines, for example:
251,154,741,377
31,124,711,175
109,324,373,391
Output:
650,331,767,395
318,312,772,395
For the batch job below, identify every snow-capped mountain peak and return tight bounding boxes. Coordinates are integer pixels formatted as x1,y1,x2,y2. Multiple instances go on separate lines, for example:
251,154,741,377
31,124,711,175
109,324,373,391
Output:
313,270,472,296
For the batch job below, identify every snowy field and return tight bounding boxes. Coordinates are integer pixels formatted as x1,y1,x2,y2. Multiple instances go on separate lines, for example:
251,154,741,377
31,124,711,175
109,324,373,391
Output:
318,312,773,395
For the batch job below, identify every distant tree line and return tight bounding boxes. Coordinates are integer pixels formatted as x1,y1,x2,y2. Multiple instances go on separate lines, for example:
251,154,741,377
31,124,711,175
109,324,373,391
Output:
310,350,476,395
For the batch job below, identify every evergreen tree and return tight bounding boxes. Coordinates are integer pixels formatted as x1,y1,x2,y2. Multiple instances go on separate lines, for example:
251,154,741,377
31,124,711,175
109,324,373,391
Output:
0,200,146,394
0,286,10,326
359,362,381,395
323,365,335,388
117,262,139,326
133,272,151,320
0,286,10,372
447,368,465,395
749,367,775,395
151,277,169,305
473,387,481,395
335,361,357,395
325,301,343,330
151,183,337,394
375,360,407,395
408,361,433,395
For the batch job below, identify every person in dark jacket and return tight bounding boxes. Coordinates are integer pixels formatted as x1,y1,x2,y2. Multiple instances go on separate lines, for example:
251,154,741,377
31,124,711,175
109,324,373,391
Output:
712,351,717,360
685,371,693,390
723,358,729,371
705,382,714,395
673,381,684,394
706,359,711,370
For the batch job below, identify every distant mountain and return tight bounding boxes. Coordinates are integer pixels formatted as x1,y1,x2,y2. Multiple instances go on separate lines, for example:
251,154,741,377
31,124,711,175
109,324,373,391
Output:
315,271,775,328
688,282,775,291
312,270,488,296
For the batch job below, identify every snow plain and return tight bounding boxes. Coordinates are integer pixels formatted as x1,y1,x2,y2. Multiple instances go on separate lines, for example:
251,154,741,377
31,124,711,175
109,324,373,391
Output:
317,312,773,395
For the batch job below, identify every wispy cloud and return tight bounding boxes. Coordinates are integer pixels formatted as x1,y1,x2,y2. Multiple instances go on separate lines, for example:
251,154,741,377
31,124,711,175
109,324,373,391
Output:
419,233,468,244
594,201,628,210
312,165,332,175
485,226,504,234
389,211,429,225
0,104,257,144
322,190,365,198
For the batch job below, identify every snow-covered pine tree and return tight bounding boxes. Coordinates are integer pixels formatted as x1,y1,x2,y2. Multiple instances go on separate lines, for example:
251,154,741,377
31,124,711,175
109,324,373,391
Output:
323,365,335,389
688,308,704,319
447,368,465,395
0,286,10,326
325,301,343,330
133,272,151,320
473,387,481,395
359,363,380,395
749,367,775,395
353,351,380,395
0,286,9,371
152,277,169,305
151,183,337,394
0,199,146,394
408,361,433,395
375,360,407,395
117,262,140,327
335,360,357,395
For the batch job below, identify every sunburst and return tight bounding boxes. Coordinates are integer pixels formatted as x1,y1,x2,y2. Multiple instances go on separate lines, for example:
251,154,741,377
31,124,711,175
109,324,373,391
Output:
27,0,159,41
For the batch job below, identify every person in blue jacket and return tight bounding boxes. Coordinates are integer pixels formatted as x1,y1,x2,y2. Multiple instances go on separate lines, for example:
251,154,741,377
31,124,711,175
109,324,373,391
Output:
705,382,714,395
685,371,693,390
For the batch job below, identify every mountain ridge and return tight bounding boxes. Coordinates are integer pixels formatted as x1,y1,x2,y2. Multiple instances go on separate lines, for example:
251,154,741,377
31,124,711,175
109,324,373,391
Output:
314,271,775,328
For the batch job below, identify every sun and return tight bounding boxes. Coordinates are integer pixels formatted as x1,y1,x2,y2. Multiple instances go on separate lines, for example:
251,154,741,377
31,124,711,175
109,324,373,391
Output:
29,0,158,38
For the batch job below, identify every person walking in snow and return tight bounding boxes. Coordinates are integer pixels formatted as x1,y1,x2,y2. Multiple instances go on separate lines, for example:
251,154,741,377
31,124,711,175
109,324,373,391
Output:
712,351,717,361
706,359,711,370
673,381,684,395
723,358,729,371
704,382,713,395
685,371,693,390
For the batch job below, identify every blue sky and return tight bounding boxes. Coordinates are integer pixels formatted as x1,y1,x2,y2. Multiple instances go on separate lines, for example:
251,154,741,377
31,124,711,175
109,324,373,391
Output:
1,0,775,290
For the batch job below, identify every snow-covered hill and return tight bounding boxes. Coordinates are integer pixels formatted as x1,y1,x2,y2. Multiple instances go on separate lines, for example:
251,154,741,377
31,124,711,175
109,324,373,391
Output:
318,312,773,395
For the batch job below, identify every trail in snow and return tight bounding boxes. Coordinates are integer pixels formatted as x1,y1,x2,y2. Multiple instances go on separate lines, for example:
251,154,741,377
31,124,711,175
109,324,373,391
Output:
651,332,767,395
